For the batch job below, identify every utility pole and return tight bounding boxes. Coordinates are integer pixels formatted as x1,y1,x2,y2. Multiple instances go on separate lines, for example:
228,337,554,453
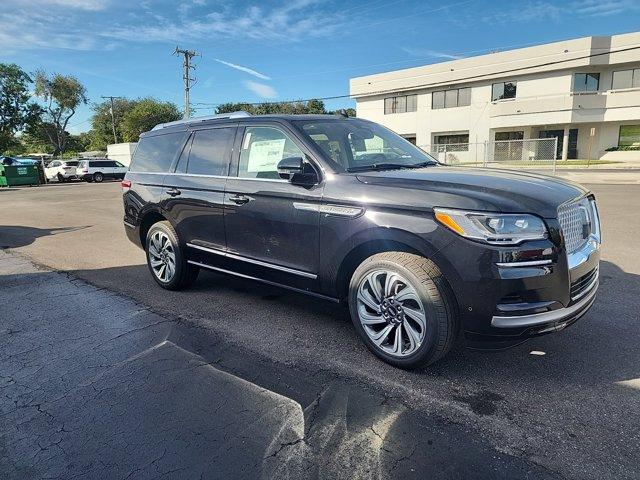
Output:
101,95,124,144
173,46,200,119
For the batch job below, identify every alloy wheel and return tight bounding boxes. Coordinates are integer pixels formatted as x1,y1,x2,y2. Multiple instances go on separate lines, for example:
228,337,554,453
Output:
356,269,427,357
148,231,176,283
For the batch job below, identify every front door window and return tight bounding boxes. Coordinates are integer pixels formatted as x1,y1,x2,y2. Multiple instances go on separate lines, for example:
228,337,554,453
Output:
238,127,304,180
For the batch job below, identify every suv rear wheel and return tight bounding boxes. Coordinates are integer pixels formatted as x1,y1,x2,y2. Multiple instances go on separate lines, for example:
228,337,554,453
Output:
145,221,199,290
348,252,457,369
93,172,104,183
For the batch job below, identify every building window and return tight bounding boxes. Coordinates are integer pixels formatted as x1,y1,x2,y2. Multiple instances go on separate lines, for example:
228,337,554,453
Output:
433,133,469,151
573,73,600,92
491,81,517,101
619,125,640,148
612,69,640,90
432,87,470,109
384,94,417,114
495,131,524,141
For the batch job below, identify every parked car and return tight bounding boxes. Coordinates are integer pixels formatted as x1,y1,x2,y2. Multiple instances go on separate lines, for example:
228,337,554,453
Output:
77,159,127,182
121,112,601,368
44,160,79,182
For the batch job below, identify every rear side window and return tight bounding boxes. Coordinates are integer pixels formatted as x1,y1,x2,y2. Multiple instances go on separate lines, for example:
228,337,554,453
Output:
187,128,235,176
131,132,187,173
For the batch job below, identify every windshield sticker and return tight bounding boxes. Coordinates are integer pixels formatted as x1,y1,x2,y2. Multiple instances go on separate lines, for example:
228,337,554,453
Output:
247,138,286,172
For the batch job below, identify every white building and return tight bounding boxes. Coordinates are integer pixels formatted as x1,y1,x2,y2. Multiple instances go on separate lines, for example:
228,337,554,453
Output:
106,142,137,167
350,32,640,163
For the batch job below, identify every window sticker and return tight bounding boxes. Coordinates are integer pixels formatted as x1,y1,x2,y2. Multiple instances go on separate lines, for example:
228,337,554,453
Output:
247,138,286,172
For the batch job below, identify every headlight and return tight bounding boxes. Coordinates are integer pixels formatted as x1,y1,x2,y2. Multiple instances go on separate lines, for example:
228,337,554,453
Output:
434,208,547,245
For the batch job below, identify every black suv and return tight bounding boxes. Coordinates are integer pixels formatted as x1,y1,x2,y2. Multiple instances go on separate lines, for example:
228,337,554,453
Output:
122,112,601,368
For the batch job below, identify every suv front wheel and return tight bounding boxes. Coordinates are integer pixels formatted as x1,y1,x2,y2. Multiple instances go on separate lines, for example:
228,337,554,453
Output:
145,221,199,290
348,252,457,369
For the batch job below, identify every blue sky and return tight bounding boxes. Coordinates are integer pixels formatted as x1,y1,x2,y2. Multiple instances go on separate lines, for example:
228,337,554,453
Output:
2,0,639,133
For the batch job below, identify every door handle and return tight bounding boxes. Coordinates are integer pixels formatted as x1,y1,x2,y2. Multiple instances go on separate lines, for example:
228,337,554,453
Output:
167,187,181,197
229,194,251,205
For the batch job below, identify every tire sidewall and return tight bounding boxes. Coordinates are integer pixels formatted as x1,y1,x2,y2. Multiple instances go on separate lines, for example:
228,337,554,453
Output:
145,222,186,289
93,172,103,183
348,257,444,368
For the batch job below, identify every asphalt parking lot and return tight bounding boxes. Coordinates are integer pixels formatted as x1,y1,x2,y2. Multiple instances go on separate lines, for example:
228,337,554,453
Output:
1,179,639,479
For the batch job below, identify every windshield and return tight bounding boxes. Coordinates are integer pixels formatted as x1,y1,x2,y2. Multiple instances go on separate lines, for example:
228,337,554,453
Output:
292,118,436,171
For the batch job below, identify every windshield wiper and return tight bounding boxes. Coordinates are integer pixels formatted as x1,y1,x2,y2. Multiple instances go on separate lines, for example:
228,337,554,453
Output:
347,161,436,172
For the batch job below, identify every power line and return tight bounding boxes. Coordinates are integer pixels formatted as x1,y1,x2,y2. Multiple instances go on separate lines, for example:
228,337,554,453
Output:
173,46,200,119
101,95,125,144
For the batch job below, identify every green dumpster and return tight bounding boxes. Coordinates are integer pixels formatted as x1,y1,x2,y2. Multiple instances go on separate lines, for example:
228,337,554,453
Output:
0,165,7,187
3,165,40,186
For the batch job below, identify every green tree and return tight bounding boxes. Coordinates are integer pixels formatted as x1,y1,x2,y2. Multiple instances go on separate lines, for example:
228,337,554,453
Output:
120,98,181,142
215,99,328,116
34,70,88,155
329,107,356,117
89,98,136,150
0,64,40,153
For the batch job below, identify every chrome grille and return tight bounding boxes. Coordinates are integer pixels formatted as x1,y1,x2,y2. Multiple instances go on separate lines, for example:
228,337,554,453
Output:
558,198,591,253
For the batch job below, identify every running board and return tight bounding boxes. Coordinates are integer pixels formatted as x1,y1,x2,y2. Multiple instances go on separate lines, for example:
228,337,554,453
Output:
187,260,340,303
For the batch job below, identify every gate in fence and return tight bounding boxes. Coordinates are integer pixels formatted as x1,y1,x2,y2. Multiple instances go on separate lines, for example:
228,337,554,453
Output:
421,138,559,173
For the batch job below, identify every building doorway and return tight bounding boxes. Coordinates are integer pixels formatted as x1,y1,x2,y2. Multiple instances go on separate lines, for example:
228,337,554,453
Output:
539,129,578,159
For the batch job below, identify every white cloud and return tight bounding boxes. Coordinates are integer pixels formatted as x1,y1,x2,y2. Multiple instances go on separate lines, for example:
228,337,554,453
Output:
243,80,277,99
572,0,640,17
17,0,106,10
214,59,270,80
0,11,100,51
104,1,343,43
401,47,464,60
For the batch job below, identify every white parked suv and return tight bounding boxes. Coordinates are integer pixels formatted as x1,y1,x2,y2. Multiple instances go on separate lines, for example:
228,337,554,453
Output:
44,160,79,182
76,159,128,183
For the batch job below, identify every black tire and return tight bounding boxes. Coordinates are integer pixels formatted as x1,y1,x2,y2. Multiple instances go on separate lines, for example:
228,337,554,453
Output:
145,220,199,290
348,252,458,369
57,173,65,183
93,172,104,183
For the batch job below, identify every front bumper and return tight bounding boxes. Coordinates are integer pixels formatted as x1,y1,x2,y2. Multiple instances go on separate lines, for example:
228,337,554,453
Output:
433,214,600,348
491,275,597,330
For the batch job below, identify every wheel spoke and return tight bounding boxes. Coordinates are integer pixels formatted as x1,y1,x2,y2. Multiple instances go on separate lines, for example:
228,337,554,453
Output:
166,261,174,279
368,272,385,301
393,324,403,355
358,305,386,325
384,273,402,297
148,244,161,258
371,324,394,346
358,287,380,313
403,322,422,351
150,258,163,268
395,287,418,303
403,306,426,330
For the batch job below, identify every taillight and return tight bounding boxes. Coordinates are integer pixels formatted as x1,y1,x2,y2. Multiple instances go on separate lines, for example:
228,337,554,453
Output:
121,179,132,192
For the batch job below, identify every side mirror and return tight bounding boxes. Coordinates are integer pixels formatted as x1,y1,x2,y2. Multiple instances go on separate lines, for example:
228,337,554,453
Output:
277,156,303,180
277,156,318,186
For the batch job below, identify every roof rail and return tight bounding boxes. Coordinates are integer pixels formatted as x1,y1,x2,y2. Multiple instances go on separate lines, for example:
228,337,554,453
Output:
151,111,252,131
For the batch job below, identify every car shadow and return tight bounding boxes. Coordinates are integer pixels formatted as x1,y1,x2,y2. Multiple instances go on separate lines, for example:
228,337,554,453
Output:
58,256,639,392
0,225,90,249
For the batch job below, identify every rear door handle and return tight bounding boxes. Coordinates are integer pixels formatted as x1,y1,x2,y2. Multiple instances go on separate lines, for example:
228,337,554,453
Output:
167,187,181,197
229,194,251,205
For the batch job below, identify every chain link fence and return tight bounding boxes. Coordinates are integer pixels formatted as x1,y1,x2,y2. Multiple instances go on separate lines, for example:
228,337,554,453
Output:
420,138,559,173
